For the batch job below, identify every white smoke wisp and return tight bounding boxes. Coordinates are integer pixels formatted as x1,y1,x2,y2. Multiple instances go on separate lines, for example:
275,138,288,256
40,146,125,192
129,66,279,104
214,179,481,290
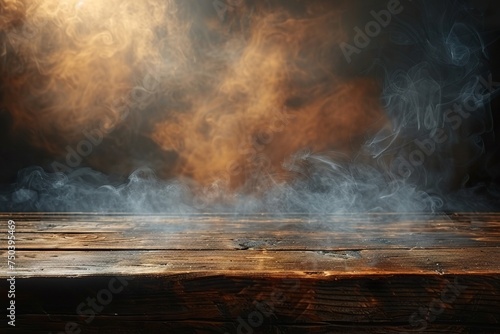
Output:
0,0,499,213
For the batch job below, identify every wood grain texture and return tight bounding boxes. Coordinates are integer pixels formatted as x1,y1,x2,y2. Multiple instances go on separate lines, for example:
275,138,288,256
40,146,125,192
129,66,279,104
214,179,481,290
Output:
1,213,499,333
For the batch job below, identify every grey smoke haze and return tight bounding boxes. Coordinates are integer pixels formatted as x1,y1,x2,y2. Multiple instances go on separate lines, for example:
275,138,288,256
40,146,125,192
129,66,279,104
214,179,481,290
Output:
0,0,499,213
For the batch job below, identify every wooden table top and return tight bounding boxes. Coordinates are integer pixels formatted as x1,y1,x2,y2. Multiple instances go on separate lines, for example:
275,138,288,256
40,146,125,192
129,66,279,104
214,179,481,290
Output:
2,212,499,278
1,212,499,333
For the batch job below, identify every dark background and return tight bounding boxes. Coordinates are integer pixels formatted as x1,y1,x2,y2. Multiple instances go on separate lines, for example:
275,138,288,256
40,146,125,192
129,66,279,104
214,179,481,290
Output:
0,0,499,202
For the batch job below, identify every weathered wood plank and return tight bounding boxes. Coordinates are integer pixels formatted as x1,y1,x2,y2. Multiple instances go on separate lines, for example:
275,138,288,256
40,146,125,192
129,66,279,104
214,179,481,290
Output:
5,212,500,230
4,231,498,250
2,275,499,332
3,248,500,277
2,213,500,250
9,316,496,334
1,213,499,333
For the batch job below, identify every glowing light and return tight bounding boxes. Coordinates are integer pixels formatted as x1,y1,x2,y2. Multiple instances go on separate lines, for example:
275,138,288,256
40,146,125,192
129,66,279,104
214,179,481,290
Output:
0,0,387,189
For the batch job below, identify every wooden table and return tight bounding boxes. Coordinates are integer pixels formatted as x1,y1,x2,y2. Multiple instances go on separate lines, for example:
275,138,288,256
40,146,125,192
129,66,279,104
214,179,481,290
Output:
1,213,499,333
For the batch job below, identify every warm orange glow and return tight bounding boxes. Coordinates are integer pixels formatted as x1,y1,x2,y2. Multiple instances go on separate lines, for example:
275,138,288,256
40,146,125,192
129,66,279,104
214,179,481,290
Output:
0,0,388,189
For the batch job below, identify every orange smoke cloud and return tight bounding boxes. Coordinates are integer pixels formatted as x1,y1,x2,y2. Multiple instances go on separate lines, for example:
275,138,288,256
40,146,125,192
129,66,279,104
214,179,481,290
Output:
0,0,388,189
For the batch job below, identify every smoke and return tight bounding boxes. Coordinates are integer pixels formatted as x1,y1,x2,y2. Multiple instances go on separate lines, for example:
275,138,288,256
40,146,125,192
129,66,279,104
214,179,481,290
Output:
0,0,499,213
372,0,498,199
